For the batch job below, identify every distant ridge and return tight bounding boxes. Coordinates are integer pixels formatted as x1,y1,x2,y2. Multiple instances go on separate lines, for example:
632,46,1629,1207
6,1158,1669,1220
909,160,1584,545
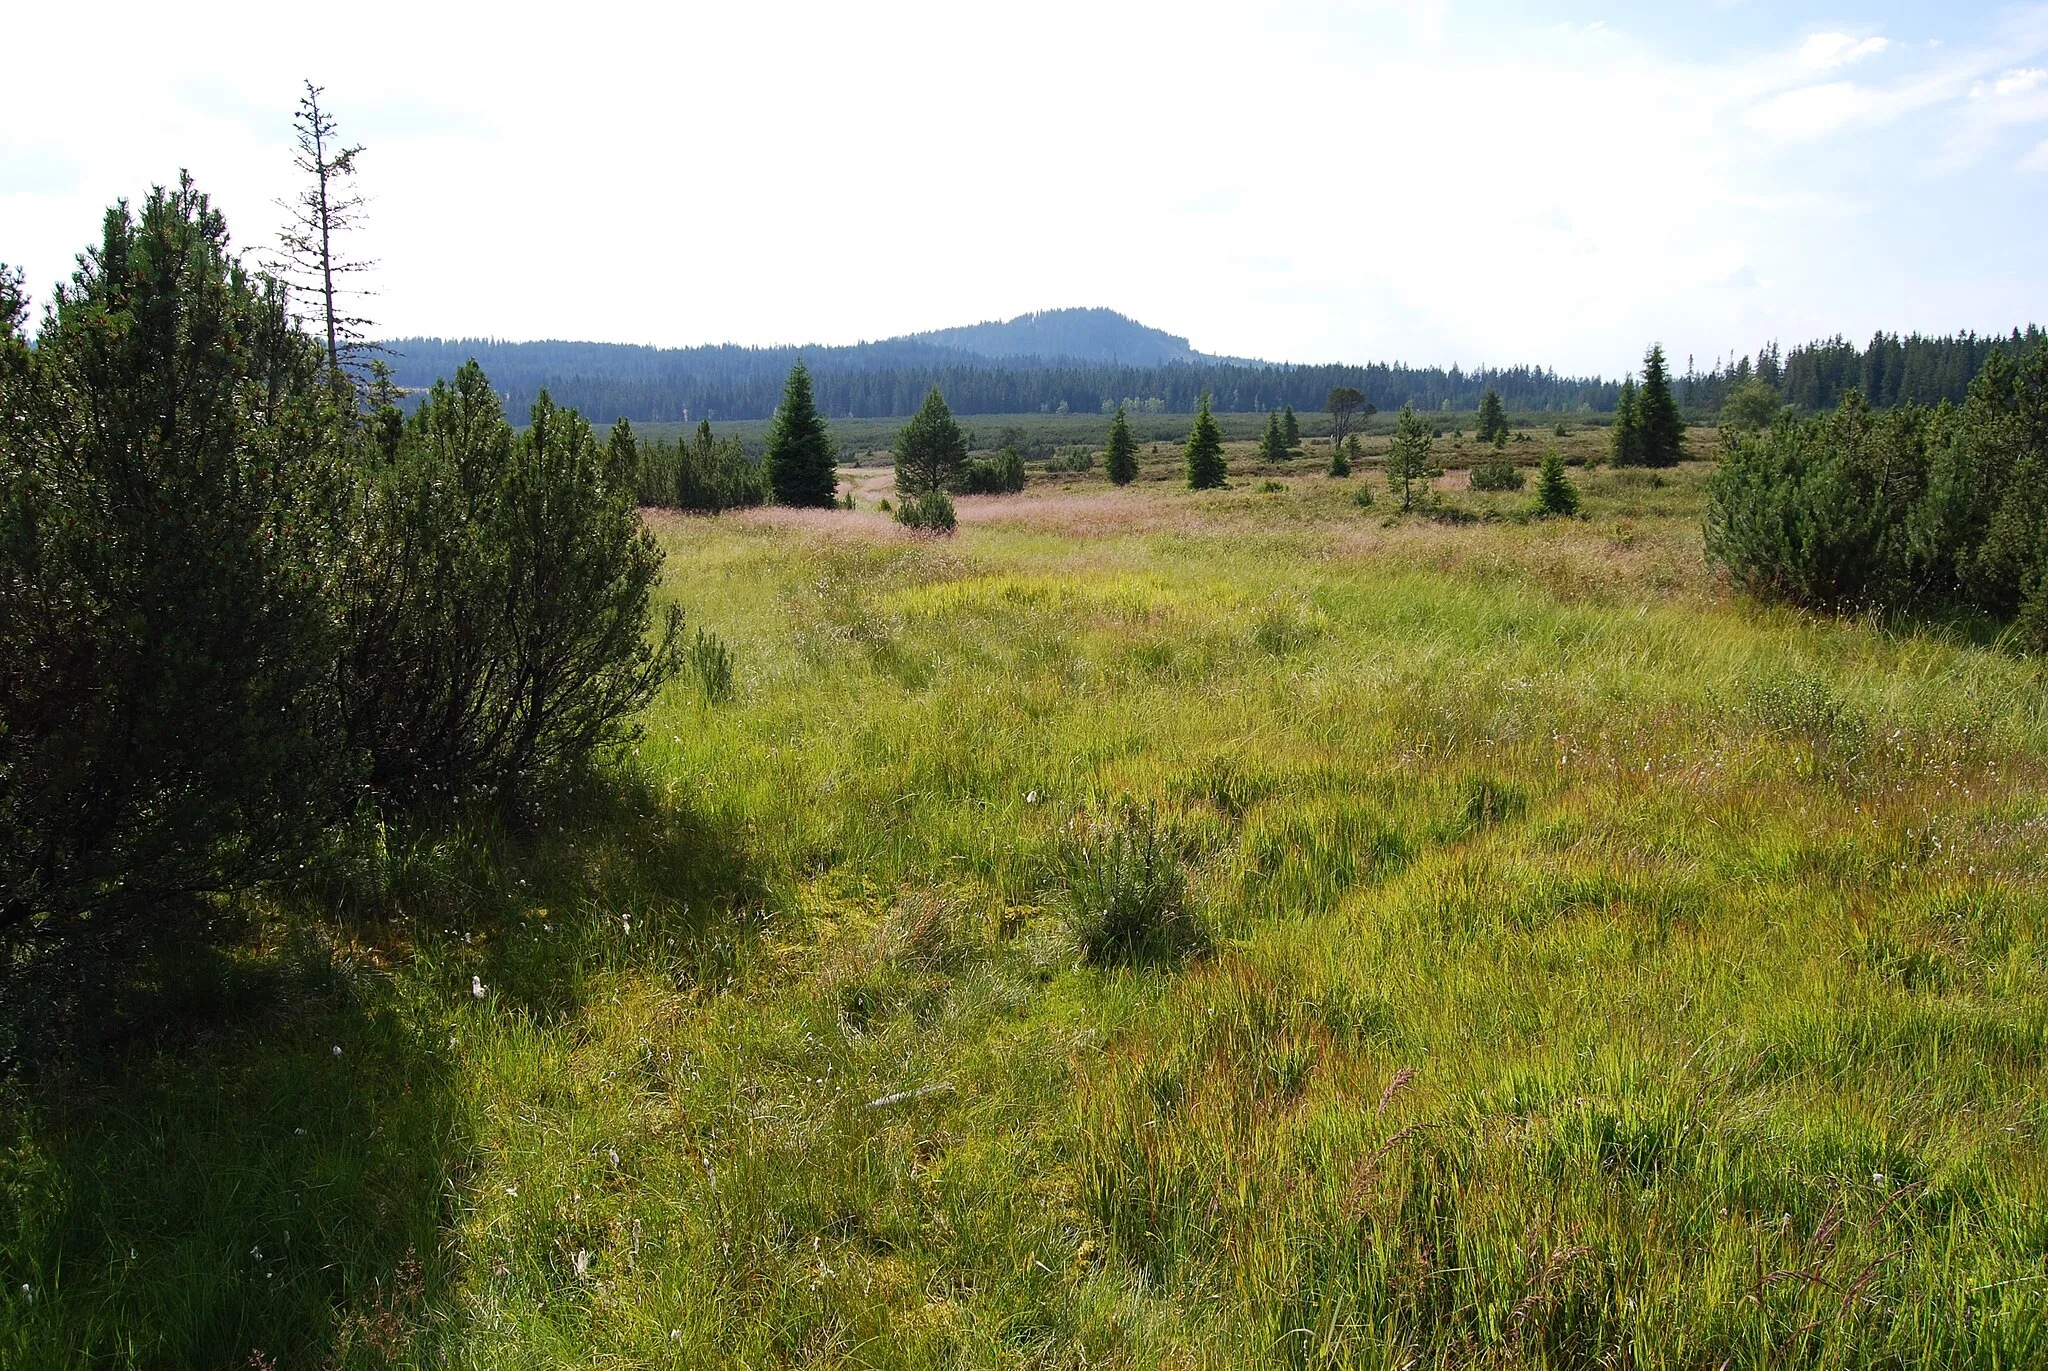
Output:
909,308,1214,367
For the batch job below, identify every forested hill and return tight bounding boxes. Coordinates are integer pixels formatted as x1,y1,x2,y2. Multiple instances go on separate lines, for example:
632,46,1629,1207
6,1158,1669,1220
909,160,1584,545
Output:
379,319,2047,424
379,334,1616,423
911,309,1211,366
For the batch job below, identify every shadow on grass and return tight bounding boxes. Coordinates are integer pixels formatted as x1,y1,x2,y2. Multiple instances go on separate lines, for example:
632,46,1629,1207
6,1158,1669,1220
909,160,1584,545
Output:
0,764,764,1369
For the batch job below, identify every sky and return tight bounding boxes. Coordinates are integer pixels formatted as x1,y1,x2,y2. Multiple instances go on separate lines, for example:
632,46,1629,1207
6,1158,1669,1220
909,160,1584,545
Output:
3,0,2045,377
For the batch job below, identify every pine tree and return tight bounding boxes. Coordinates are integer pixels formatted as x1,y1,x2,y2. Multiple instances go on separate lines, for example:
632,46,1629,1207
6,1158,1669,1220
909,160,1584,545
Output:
894,386,967,496
1610,377,1643,466
1476,387,1508,445
605,417,640,489
1105,404,1139,485
1328,435,1352,478
1385,403,1437,511
1637,344,1686,467
1535,447,1580,517
1259,409,1287,464
1185,393,1227,489
765,362,837,506
1282,405,1302,452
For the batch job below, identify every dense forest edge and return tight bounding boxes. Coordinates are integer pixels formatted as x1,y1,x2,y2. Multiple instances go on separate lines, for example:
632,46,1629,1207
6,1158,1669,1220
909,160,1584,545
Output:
380,323,2048,423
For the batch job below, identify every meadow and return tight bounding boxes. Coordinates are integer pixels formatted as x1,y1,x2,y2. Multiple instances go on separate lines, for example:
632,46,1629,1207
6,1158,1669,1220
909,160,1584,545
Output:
5,433,2047,1369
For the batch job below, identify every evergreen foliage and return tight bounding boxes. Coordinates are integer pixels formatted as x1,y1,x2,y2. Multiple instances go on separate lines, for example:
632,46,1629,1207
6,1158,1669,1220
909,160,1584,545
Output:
1721,378,1783,432
1328,438,1352,478
765,362,837,506
1535,448,1580,517
1282,405,1301,452
0,178,344,950
1706,347,2048,647
1258,410,1289,464
638,420,769,512
955,448,1026,495
1475,388,1509,445
1385,403,1438,511
893,488,957,533
1104,405,1139,485
1184,394,1227,489
0,179,685,968
1469,456,1524,492
893,387,968,496
335,376,684,804
1636,345,1685,466
1611,378,1645,466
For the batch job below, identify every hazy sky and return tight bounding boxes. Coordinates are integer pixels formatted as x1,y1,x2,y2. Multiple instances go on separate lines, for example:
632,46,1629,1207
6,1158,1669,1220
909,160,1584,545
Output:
4,1,2044,375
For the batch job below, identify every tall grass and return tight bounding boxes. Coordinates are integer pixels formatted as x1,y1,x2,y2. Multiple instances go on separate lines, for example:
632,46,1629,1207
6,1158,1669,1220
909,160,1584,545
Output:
5,458,2048,1366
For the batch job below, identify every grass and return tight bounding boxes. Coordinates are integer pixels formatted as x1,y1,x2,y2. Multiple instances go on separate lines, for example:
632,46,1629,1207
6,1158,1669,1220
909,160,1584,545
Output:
6,439,2048,1366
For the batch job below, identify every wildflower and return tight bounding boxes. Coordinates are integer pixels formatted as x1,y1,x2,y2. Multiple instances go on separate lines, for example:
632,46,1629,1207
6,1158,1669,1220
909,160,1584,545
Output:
573,1249,591,1279
331,1045,342,1057
472,975,487,999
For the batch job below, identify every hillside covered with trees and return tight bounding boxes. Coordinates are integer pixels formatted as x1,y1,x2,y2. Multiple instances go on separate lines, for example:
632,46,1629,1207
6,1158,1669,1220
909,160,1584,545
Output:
381,320,2048,425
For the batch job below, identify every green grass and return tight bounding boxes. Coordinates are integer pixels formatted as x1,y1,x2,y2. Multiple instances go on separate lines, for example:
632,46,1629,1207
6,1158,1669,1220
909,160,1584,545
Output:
6,454,2048,1367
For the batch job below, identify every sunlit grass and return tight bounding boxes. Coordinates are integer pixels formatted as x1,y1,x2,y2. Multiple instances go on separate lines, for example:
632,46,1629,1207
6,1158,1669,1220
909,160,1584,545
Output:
5,453,2048,1367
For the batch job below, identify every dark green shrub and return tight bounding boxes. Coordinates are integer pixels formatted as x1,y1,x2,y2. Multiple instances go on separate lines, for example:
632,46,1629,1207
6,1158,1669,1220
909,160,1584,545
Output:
1060,805,1206,965
955,447,1026,495
1470,457,1525,492
0,179,347,950
1534,448,1580,518
335,374,683,804
1706,351,2048,646
637,419,767,512
894,488,957,533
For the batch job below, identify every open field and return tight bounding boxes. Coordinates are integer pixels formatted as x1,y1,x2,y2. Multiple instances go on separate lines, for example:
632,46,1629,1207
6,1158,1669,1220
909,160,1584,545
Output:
6,442,2048,1368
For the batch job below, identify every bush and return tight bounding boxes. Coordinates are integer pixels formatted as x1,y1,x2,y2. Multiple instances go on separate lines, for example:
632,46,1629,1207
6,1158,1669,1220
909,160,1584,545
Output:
1352,481,1375,509
336,376,684,804
1534,448,1580,518
894,488,957,533
1706,354,2048,647
3,177,693,969
1059,805,1206,965
955,447,1026,495
1470,457,1526,492
636,419,768,512
0,179,348,951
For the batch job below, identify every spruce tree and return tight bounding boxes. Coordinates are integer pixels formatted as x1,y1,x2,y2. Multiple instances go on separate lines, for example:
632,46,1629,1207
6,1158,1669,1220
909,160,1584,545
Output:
1328,436,1352,478
1259,409,1287,464
1476,387,1508,445
1535,447,1580,517
765,362,837,506
1610,377,1644,467
1637,344,1685,467
1185,393,1227,489
1105,404,1139,485
1385,403,1437,511
1282,405,1302,452
894,386,967,495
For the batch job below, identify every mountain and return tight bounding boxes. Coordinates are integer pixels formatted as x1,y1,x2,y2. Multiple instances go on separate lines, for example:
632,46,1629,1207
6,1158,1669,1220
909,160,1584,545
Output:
909,308,1211,367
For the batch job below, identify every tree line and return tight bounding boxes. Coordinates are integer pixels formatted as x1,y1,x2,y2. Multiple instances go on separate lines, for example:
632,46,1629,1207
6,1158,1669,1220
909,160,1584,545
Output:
381,337,1622,422
1679,329,2048,417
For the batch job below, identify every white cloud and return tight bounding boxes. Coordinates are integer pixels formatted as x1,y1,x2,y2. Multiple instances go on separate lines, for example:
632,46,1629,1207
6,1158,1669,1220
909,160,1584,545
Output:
1798,33,1890,72
1,1,2045,377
